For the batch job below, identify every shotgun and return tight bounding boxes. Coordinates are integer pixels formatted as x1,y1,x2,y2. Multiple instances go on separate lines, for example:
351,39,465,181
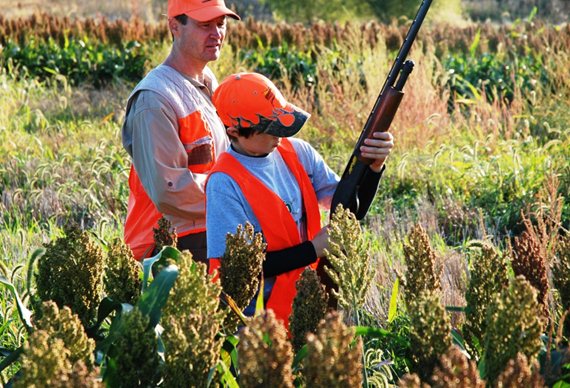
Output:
330,0,433,218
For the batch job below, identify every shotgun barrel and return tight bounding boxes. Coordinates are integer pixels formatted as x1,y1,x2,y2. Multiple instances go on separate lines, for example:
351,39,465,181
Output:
330,0,433,218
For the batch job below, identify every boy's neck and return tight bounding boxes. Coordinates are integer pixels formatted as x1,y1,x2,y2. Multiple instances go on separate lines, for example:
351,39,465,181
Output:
230,143,269,158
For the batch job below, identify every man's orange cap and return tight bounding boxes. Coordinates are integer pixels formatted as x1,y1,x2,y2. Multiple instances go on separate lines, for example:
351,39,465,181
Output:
167,0,240,22
212,72,310,138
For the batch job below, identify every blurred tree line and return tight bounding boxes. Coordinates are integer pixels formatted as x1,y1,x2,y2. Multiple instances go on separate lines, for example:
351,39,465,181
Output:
228,0,568,23
230,0,462,23
463,0,569,23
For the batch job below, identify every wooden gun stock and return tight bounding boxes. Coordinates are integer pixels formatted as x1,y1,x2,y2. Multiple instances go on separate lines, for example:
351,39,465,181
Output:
358,87,404,164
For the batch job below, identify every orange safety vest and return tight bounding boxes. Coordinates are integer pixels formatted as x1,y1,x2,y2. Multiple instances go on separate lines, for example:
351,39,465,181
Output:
125,109,216,260
209,138,321,328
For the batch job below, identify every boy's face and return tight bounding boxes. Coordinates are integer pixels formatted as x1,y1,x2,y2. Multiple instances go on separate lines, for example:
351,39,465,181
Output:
228,127,281,156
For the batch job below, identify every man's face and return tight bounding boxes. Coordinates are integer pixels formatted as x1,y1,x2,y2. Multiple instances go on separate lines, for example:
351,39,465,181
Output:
173,15,228,65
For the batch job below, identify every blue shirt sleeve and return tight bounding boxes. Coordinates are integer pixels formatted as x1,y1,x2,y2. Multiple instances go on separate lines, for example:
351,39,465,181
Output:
290,138,340,206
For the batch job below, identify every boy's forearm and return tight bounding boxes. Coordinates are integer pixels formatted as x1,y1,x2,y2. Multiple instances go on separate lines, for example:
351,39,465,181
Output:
263,241,317,277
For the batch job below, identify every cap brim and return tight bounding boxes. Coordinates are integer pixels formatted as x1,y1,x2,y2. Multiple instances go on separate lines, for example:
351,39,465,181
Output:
262,104,310,138
186,6,240,22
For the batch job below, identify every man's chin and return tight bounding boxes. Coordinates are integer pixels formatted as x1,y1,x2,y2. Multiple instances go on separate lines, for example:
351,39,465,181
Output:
205,50,221,62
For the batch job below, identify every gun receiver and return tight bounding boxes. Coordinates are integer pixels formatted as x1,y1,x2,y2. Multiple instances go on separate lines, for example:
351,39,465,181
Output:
330,0,433,218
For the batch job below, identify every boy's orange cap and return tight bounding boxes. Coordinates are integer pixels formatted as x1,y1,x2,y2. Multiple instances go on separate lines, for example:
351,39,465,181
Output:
212,72,310,138
167,0,240,21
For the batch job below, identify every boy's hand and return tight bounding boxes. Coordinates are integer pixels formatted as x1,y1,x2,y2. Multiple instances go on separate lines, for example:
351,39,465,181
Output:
360,131,394,173
311,226,330,258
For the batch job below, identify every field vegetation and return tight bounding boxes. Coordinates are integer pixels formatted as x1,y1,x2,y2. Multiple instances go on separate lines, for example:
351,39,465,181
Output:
0,1,569,386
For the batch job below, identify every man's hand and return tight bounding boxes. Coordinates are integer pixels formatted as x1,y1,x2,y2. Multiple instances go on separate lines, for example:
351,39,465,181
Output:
360,131,394,173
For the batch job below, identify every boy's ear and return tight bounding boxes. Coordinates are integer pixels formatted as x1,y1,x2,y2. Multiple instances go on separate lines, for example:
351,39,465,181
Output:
226,126,239,138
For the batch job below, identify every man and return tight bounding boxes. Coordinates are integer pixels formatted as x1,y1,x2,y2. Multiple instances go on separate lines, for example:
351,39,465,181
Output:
206,72,394,327
122,0,240,262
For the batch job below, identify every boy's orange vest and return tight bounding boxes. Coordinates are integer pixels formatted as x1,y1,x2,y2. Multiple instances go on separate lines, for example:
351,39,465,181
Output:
209,138,321,328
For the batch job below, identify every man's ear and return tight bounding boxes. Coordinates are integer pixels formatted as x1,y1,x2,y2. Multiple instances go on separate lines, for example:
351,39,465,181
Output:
226,126,239,137
168,18,180,35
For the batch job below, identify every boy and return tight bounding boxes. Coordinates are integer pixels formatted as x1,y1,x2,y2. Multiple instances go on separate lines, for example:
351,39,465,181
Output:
207,72,393,327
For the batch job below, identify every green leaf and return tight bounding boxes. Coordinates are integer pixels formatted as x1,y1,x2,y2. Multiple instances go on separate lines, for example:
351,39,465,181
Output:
445,305,467,312
222,334,239,372
469,29,481,57
478,356,487,380
137,264,179,328
85,297,131,338
102,352,121,387
255,273,265,316
354,326,392,338
215,359,239,388
0,276,33,332
450,328,468,354
292,344,308,372
95,303,134,354
26,247,45,298
0,346,23,374
142,246,181,292
527,6,538,22
220,291,248,326
387,277,399,323
156,327,165,361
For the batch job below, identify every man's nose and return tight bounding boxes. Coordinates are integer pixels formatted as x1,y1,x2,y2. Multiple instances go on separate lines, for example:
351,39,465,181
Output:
211,26,224,39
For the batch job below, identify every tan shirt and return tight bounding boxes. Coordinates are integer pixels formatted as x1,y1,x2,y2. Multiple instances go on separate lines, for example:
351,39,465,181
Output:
122,65,230,236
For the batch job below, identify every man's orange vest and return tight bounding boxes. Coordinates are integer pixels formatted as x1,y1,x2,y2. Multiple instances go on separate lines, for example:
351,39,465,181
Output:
125,109,215,260
209,138,321,328
123,65,226,260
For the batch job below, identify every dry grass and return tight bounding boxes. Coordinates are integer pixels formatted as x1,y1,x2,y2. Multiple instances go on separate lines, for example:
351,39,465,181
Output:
440,251,468,328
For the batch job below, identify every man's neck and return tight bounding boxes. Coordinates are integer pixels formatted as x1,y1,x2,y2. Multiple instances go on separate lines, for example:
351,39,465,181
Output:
163,52,206,83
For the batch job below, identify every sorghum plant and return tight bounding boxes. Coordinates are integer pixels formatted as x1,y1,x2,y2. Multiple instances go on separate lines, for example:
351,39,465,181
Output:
104,238,141,305
408,290,452,381
324,205,375,315
238,309,295,388
482,276,545,383
153,216,178,252
108,308,161,387
220,222,266,331
402,224,441,305
33,301,95,366
398,373,428,388
14,303,101,388
398,346,485,387
430,346,485,387
160,253,226,387
290,267,329,351
553,233,570,336
14,332,80,387
36,224,105,326
303,311,363,387
496,353,545,388
511,231,550,318
463,241,510,356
